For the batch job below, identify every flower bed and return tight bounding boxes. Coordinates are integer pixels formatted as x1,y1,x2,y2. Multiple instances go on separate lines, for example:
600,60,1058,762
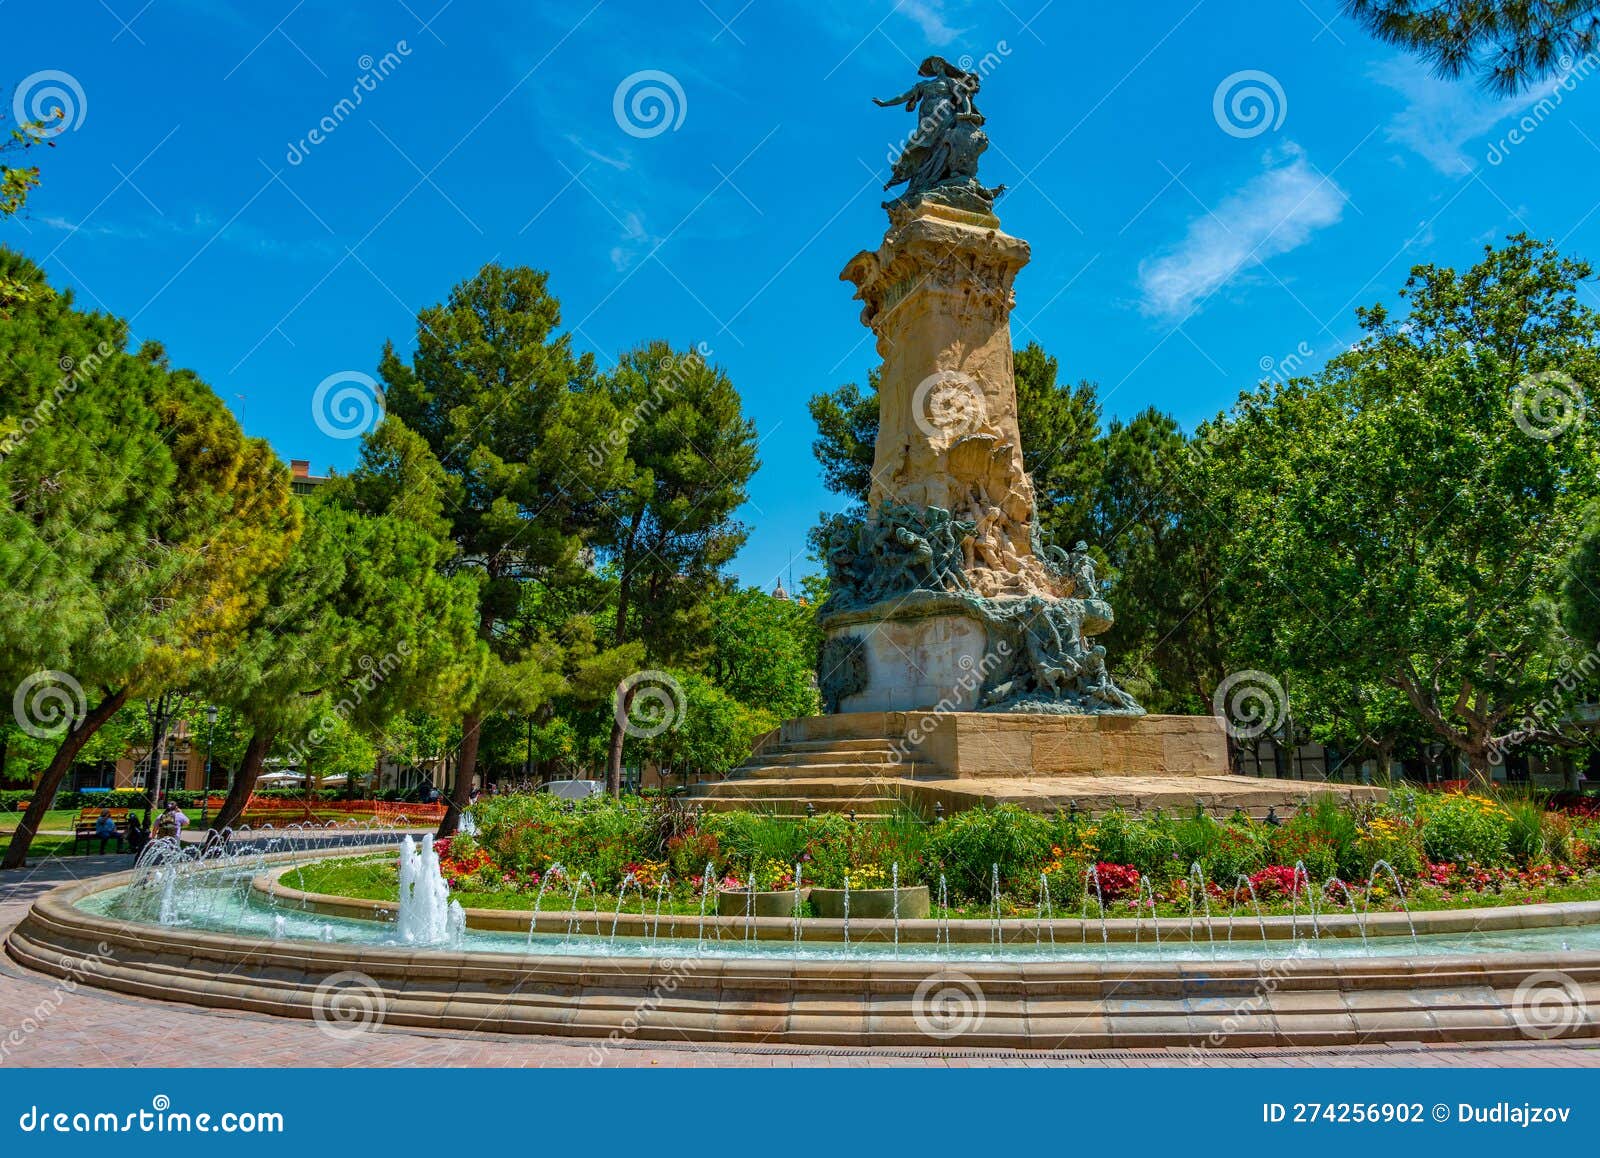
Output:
279,786,1600,920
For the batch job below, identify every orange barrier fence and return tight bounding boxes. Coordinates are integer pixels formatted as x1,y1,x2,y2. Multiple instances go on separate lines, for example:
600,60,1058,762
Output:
198,796,448,822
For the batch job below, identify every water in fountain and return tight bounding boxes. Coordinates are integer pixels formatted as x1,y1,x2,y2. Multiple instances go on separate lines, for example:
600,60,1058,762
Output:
652,875,671,944
696,861,716,950
1322,877,1369,952
1132,876,1160,945
1291,861,1320,940
743,870,757,941
157,862,179,926
1187,862,1214,948
891,862,900,952
271,914,286,939
988,863,1001,945
528,862,567,948
458,811,478,837
611,872,641,942
565,872,601,942
791,862,804,945
1356,857,1420,946
1036,873,1055,946
842,874,851,948
1230,874,1268,943
936,874,951,947
396,835,461,946
1081,864,1108,947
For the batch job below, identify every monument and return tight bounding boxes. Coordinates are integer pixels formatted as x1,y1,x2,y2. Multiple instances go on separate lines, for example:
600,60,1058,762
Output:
817,55,1139,719
690,60,1381,817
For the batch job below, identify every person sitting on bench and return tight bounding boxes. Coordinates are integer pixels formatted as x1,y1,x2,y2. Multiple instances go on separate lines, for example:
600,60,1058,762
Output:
126,814,149,858
93,811,120,853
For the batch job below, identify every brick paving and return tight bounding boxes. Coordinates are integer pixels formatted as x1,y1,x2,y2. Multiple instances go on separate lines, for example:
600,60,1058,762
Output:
3,856,1599,1068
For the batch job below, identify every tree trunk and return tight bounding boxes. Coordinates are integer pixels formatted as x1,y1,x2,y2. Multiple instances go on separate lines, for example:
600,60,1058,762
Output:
605,686,632,797
2,687,129,869
213,728,274,831
1466,744,1494,789
437,711,480,838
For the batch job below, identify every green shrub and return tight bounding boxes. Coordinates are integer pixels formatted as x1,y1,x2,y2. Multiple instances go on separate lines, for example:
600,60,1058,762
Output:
1419,793,1513,866
704,811,809,869
1200,820,1270,883
924,805,1052,899
1505,798,1547,864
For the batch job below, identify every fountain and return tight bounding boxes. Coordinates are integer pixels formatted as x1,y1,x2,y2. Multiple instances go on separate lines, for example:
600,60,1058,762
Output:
396,835,462,947
4,64,1590,1053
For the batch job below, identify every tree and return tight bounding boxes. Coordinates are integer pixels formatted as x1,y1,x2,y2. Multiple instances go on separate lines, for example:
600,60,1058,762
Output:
1563,501,1600,645
1012,344,1104,549
3,100,64,313
704,586,822,722
1346,1,1600,93
1090,409,1233,713
807,372,879,504
1205,235,1600,783
0,257,300,865
1,96,58,217
205,418,486,831
636,670,778,784
595,341,759,794
380,263,626,834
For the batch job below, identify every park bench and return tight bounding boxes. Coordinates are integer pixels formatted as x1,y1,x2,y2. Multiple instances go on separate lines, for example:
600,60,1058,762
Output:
72,807,131,854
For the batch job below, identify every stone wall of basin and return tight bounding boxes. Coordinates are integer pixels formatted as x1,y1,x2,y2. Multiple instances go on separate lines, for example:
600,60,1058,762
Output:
7,869,1600,1050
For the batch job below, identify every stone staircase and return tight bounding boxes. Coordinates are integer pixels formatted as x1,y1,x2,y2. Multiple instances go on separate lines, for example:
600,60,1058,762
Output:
687,736,941,815
685,712,1386,818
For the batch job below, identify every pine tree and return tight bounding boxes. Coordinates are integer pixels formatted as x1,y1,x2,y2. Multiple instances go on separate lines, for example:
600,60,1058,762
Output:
379,264,626,831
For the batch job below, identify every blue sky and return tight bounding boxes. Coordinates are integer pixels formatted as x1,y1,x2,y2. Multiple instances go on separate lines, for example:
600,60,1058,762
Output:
7,0,1600,591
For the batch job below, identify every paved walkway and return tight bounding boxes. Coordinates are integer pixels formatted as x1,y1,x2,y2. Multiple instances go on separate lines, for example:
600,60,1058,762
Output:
3,856,1599,1068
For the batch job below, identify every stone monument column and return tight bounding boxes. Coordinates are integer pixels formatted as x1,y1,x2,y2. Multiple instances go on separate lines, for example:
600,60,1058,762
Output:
841,202,1055,601
814,55,1140,721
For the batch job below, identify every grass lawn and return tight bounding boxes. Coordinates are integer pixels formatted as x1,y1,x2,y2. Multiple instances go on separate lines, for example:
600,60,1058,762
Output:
0,810,84,834
0,832,94,861
280,855,1600,920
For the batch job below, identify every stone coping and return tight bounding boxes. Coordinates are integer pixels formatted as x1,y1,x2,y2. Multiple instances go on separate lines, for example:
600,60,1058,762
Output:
7,863,1600,1049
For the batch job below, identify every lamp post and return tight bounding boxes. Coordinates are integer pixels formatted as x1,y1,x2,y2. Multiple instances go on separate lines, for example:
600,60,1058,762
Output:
199,705,219,828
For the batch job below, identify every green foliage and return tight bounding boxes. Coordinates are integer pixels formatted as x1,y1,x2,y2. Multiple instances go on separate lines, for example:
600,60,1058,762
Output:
1347,1,1598,94
637,671,778,779
380,263,632,813
0,257,301,865
1199,236,1600,779
1419,793,1514,866
924,804,1053,895
1505,797,1549,864
703,587,821,722
806,373,877,503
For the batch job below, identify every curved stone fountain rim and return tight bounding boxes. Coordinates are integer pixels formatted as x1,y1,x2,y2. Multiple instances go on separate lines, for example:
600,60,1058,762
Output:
9,865,1600,1049
248,850,1600,944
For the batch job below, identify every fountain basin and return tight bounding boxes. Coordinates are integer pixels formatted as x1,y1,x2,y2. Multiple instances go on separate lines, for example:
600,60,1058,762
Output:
10,865,1600,1050
715,888,809,918
810,885,930,921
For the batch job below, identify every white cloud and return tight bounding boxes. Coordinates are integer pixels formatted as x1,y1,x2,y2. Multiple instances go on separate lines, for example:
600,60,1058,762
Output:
901,0,962,45
1372,56,1561,176
609,211,663,271
1137,145,1347,321
563,134,631,172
